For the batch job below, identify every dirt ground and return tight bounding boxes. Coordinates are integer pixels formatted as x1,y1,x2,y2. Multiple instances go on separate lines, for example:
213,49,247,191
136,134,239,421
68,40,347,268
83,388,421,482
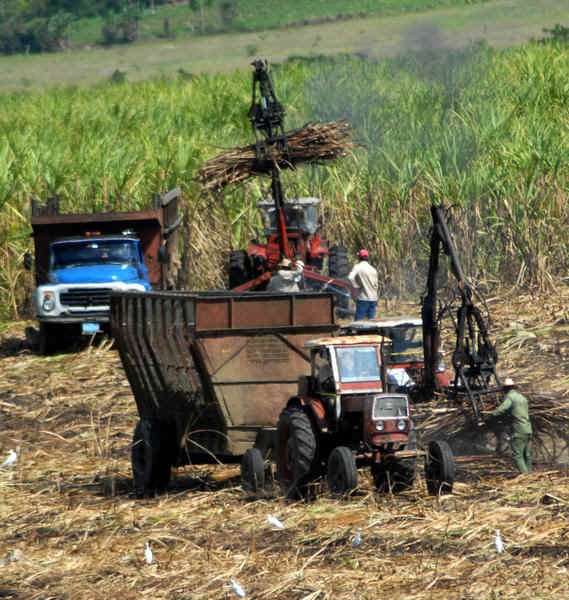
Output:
1,284,569,599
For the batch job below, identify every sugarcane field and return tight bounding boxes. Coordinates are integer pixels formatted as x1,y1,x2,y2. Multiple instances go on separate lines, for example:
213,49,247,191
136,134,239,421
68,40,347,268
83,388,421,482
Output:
4,1,569,599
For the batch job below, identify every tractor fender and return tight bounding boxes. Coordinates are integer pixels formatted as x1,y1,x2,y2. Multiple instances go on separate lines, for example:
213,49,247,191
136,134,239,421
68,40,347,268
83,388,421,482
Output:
287,395,328,432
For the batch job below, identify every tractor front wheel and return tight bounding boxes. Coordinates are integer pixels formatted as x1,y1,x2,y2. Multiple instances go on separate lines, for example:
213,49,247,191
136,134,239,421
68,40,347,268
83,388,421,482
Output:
327,446,358,495
425,440,455,495
276,406,317,499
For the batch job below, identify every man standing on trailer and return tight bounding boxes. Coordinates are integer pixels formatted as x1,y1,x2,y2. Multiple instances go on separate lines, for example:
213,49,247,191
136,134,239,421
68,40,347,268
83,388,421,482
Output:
348,249,379,320
489,378,532,474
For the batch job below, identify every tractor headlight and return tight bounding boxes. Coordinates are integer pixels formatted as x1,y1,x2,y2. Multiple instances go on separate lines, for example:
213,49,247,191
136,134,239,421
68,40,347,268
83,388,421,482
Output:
397,419,407,431
42,293,55,312
375,420,385,431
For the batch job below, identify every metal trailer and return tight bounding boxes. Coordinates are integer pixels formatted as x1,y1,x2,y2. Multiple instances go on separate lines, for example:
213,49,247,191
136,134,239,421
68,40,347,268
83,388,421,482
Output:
110,289,337,496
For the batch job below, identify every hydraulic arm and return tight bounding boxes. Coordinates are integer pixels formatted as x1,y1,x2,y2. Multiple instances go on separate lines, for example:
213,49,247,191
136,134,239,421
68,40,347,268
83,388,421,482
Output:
422,205,500,420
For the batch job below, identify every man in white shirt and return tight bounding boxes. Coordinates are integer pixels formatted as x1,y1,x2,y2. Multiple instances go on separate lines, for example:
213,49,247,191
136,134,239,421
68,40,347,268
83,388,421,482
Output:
348,249,379,320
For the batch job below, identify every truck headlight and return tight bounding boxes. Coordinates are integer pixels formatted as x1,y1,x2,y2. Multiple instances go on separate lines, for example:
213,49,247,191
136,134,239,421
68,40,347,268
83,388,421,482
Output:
375,420,385,431
397,419,407,431
42,293,55,312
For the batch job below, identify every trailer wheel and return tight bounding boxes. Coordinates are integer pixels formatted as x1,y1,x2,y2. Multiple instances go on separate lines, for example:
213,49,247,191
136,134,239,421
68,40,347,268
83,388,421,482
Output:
328,245,350,279
327,446,358,495
372,459,416,493
131,419,173,498
229,250,252,289
277,406,317,499
425,440,455,495
241,447,265,493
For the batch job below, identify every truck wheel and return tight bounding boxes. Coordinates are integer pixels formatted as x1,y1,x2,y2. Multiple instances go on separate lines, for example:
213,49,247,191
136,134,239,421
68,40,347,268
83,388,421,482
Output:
425,440,455,495
277,406,317,499
131,419,173,498
328,245,350,279
241,447,265,493
229,250,252,289
38,322,56,355
327,446,358,495
372,459,415,493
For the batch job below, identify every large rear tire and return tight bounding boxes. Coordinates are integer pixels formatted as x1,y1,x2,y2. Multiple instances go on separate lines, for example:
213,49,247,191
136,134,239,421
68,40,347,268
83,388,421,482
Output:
241,447,265,493
328,245,350,279
327,446,358,495
425,440,455,495
276,406,317,499
229,250,252,289
132,419,174,498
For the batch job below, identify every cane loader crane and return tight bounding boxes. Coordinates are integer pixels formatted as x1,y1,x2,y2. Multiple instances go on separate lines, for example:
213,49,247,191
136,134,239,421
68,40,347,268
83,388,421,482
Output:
230,60,355,313
422,204,501,421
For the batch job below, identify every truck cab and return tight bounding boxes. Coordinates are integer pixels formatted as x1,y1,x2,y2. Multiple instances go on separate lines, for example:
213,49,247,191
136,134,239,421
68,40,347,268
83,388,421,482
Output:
35,233,151,329
27,189,181,354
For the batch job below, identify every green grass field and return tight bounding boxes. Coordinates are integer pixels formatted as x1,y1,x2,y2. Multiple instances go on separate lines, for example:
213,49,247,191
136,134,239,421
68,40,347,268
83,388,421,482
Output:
2,0,568,91
66,0,492,46
2,0,569,319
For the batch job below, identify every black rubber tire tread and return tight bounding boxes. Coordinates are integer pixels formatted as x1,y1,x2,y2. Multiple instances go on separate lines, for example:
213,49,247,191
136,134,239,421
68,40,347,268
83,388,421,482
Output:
38,322,56,355
241,447,265,493
229,250,252,289
327,446,358,495
276,406,317,499
131,419,174,498
425,440,455,495
328,245,351,279
372,459,416,493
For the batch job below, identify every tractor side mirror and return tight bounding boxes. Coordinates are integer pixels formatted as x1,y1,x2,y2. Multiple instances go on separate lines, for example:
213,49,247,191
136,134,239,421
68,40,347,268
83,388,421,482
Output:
157,245,168,264
23,252,32,270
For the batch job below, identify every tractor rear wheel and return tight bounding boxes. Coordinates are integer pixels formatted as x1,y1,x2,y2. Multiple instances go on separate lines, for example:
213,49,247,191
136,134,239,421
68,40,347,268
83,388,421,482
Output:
372,459,416,493
276,406,317,499
132,419,174,498
241,447,265,493
425,440,455,495
327,446,358,495
328,245,350,279
229,250,252,289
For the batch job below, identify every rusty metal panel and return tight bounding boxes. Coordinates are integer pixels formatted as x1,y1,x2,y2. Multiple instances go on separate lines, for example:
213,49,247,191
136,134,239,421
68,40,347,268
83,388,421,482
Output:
111,289,337,459
194,292,335,333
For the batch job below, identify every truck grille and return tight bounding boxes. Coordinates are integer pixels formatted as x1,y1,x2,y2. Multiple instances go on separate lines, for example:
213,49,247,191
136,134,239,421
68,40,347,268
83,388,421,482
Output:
60,288,112,308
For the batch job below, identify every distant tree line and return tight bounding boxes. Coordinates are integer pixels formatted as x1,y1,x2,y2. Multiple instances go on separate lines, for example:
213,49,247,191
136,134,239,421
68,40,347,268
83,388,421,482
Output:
0,0,176,54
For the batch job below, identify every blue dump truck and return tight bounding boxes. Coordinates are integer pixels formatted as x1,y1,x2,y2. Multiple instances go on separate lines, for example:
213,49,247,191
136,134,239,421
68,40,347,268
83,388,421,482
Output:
25,189,181,354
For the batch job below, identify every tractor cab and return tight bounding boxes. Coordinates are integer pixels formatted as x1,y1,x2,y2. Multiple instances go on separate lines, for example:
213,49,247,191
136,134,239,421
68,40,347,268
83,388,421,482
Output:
298,335,411,452
258,197,321,237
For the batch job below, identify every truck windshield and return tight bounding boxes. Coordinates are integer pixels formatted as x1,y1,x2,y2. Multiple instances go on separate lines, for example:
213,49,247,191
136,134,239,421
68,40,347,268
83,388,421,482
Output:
336,346,380,383
51,240,138,269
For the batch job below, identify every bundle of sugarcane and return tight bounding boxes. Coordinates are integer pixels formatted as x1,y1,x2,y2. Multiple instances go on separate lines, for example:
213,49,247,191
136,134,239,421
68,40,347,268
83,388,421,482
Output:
199,120,356,192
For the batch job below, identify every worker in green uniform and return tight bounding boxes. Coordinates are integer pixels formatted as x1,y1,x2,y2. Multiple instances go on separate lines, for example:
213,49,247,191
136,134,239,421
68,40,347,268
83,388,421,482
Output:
490,378,532,474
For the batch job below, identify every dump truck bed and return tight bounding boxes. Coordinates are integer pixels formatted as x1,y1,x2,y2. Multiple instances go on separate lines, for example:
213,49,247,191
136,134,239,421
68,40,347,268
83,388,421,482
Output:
111,290,337,460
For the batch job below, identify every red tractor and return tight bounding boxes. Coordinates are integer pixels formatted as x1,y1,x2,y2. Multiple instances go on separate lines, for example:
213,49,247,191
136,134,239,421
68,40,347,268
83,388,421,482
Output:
241,333,455,498
228,60,354,312
229,197,351,290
